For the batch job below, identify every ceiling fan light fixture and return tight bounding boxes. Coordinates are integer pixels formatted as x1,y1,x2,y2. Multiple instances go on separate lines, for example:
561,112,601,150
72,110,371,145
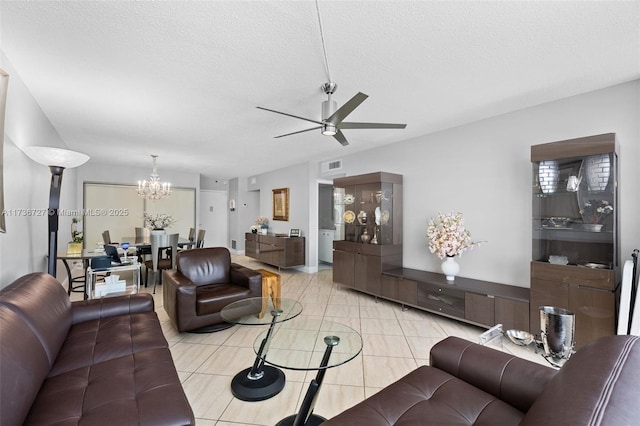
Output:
322,124,337,136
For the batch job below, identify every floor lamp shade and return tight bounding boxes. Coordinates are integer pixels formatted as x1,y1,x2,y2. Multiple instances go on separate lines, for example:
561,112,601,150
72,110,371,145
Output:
23,146,89,277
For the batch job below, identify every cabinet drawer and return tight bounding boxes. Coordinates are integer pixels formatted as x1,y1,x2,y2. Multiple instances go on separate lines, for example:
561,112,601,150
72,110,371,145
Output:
531,262,615,290
398,278,417,305
465,293,494,326
418,283,464,318
495,297,529,332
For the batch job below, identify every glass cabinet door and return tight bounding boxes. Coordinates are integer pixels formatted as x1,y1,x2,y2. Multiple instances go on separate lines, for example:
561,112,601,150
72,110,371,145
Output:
532,152,616,268
333,177,398,246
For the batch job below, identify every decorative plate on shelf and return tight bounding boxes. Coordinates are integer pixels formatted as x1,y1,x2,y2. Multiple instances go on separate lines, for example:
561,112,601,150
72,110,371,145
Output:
381,210,390,225
344,194,355,205
582,262,608,269
343,210,356,224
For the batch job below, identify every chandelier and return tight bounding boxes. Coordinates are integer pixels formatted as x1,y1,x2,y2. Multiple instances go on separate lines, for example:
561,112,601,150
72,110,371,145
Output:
137,155,171,200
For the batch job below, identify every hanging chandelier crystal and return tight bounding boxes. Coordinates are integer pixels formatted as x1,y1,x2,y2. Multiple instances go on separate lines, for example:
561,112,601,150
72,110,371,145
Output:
137,155,171,200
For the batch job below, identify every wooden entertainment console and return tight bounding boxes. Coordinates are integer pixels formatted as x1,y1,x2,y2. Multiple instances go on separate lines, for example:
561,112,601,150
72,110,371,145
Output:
381,268,530,331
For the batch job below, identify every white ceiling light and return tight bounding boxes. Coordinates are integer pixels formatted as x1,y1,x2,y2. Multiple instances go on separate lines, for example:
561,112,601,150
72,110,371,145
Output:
137,155,171,201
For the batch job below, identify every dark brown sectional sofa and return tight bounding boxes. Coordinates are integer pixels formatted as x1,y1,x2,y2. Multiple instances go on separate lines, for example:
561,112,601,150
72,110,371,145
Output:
325,334,640,425
0,272,194,426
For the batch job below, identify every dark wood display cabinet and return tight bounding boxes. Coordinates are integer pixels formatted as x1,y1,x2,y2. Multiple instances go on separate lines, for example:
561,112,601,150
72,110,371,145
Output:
245,233,305,269
332,172,403,296
530,133,619,350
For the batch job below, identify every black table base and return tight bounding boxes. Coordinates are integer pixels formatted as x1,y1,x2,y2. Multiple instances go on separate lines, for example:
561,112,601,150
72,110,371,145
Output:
188,322,234,333
275,414,325,426
231,365,285,401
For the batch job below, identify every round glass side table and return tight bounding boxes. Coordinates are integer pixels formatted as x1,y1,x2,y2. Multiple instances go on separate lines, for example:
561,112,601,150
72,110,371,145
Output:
220,297,303,401
253,318,363,425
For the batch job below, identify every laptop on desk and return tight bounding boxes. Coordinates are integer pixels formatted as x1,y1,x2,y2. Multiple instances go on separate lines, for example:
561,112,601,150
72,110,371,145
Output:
104,245,136,266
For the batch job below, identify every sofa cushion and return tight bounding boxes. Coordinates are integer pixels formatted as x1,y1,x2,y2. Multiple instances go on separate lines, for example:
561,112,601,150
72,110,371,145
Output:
48,311,170,377
324,365,525,425
25,348,194,426
195,283,252,315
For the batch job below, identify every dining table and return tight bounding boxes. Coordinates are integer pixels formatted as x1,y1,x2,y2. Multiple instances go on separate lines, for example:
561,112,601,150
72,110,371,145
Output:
119,236,196,250
56,249,107,299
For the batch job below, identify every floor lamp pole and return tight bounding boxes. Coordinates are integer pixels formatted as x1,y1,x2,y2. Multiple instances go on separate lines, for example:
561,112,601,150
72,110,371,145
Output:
22,146,90,278
47,166,64,277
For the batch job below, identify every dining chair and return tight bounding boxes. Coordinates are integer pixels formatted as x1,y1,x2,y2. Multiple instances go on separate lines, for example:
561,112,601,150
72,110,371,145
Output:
144,233,179,294
135,227,150,238
177,227,196,253
196,229,206,248
135,227,152,263
102,230,117,245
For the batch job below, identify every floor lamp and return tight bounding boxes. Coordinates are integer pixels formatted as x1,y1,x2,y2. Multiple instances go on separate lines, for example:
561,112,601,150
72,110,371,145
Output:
23,146,89,277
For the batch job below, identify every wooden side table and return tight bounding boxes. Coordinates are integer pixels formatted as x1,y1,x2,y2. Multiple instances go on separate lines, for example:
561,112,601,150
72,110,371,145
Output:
256,269,281,318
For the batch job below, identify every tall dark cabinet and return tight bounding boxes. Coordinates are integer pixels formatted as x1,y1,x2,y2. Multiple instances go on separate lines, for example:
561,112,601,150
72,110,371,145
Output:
530,133,619,349
332,172,403,296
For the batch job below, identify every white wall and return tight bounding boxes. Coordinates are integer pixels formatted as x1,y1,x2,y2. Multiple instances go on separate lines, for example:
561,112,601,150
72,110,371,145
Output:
247,162,312,269
316,80,639,287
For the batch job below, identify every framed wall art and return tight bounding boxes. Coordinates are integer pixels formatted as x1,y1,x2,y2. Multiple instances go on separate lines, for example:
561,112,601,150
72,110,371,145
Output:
272,187,289,221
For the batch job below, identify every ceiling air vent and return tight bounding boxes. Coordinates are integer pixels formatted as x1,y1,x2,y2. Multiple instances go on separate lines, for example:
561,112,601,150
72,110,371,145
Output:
321,159,342,173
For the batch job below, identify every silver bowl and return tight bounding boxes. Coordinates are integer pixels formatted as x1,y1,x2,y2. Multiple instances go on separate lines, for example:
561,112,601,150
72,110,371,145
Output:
505,329,534,346
548,217,572,228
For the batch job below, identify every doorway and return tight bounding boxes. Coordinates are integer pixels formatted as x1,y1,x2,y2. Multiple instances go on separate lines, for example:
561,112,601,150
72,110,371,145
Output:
318,182,334,264
199,190,228,248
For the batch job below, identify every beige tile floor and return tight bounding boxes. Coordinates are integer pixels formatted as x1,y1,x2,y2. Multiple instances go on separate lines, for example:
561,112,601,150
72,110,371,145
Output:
71,255,547,425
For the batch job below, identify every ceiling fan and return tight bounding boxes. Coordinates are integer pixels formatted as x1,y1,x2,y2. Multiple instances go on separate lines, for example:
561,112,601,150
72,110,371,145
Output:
257,83,407,146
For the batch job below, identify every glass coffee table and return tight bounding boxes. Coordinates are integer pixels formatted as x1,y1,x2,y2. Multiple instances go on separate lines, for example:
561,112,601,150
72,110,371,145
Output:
220,297,303,401
253,318,363,426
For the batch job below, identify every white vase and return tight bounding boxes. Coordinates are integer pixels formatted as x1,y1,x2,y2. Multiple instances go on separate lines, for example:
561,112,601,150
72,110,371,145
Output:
441,256,460,283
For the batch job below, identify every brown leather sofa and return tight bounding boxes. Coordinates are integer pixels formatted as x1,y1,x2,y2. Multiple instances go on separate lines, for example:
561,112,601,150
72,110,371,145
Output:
0,272,195,426
324,335,640,425
163,247,262,332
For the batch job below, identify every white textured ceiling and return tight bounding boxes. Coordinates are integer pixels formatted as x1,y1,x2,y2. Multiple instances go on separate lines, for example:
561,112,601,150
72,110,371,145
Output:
1,1,639,179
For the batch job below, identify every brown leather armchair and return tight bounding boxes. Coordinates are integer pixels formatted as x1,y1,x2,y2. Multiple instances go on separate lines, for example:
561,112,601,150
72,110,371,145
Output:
163,247,262,332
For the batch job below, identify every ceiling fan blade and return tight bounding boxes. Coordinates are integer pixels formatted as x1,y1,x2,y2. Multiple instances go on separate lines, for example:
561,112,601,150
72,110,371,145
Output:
257,106,325,126
274,126,322,138
333,129,350,146
339,122,407,129
326,92,368,125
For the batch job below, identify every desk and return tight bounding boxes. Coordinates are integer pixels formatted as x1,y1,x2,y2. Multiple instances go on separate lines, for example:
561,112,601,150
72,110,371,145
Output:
257,319,362,425
221,297,303,401
56,250,104,299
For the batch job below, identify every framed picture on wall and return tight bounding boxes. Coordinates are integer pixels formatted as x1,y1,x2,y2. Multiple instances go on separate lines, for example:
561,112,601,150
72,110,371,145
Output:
272,187,289,221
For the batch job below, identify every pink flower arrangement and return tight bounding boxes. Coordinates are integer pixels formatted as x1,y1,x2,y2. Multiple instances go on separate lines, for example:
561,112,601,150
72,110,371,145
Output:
579,199,613,224
427,212,481,259
254,216,269,226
